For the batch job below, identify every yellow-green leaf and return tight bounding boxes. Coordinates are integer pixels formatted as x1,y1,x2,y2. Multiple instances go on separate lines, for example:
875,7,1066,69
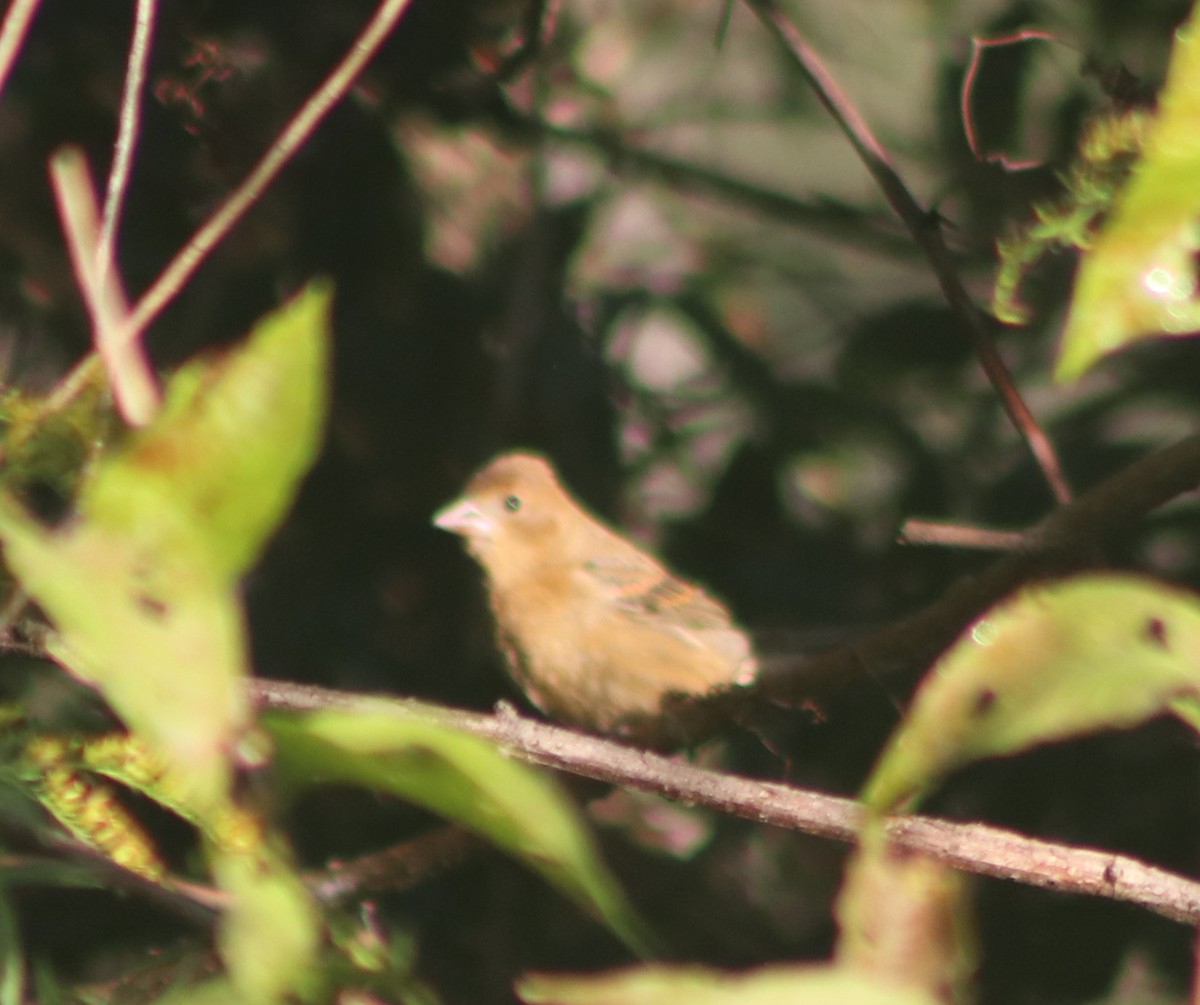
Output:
87,281,331,580
266,705,654,956
1056,8,1200,379
835,828,975,1000
862,574,1200,814
0,887,22,1005
0,284,332,813
212,841,321,1005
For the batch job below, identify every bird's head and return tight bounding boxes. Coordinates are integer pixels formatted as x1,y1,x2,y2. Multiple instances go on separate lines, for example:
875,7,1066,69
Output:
433,452,576,579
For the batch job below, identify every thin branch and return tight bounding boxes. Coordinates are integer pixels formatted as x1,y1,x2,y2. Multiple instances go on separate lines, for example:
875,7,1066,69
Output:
114,0,414,347
251,680,1200,928
0,0,41,105
525,117,919,260
743,0,1073,506
681,431,1200,740
899,519,1027,551
304,825,483,905
50,147,160,426
37,356,103,421
8,829,220,927
960,30,1059,171
96,0,158,287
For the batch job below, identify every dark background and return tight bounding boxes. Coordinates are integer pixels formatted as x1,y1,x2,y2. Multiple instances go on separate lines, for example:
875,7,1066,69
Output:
2,0,1200,1001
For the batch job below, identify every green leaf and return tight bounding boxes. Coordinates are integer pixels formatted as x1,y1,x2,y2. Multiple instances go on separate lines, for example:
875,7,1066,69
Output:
834,829,975,1000
0,887,22,1005
1056,8,1200,379
86,280,332,581
862,574,1200,814
266,705,654,956
0,505,247,813
150,977,245,1005
516,964,939,1005
0,284,332,814
211,841,321,1005
991,109,1148,326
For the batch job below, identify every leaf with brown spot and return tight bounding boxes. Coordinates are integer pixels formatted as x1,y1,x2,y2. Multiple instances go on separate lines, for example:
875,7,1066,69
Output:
863,574,1200,814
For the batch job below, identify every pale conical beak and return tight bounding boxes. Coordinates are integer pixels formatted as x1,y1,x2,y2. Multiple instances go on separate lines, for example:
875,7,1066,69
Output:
433,498,494,539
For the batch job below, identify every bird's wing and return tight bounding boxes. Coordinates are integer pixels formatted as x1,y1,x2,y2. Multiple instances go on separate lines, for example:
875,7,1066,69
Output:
581,553,736,631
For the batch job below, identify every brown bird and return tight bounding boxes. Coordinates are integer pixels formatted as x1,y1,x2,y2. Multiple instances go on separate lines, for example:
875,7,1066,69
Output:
433,452,757,733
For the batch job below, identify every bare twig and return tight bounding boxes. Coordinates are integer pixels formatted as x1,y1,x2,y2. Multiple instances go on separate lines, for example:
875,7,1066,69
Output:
960,30,1059,170
683,433,1200,738
5,830,220,926
115,0,414,347
0,0,41,105
96,0,158,287
50,147,160,426
304,825,483,905
899,519,1027,551
742,0,1073,506
252,680,1200,928
526,118,918,260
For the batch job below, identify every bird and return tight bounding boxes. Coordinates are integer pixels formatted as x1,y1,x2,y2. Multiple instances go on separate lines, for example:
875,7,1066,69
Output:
433,451,757,733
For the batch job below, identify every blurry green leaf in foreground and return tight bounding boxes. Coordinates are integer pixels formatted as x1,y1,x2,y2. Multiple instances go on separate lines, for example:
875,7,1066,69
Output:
211,836,320,1005
517,963,938,1005
0,886,22,1005
0,284,331,812
1056,7,1200,379
992,109,1148,326
862,575,1200,814
266,705,654,956
835,830,975,1001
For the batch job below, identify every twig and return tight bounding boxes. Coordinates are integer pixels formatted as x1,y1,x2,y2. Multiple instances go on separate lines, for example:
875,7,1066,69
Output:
113,0,415,348
96,0,158,287
37,356,103,422
899,519,1027,551
50,147,160,426
0,0,41,105
742,0,1073,506
526,118,918,260
10,829,220,927
682,433,1200,739
304,825,483,905
251,679,1200,928
960,30,1059,170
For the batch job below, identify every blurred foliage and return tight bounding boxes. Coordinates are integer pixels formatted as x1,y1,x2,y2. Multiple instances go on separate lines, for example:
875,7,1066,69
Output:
0,0,1199,1002
1056,5,1200,377
993,106,1149,326
267,705,654,956
863,575,1200,815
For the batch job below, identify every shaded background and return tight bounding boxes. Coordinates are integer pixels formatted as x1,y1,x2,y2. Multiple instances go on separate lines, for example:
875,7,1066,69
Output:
2,0,1200,1001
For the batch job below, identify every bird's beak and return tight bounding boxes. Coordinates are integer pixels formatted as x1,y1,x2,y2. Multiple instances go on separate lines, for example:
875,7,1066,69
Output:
433,498,494,538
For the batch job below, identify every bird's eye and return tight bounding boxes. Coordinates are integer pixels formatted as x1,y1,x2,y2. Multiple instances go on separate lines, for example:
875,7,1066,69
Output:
504,494,522,512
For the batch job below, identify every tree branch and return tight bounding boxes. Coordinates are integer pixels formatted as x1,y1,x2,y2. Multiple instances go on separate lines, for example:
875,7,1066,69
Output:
743,0,1072,504
679,431,1200,740
253,679,1200,928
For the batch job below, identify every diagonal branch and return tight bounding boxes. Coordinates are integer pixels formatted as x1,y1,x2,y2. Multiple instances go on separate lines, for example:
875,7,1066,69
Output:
96,0,158,288
50,148,160,426
252,679,1200,927
677,431,1200,743
47,0,416,423
0,0,42,105
743,0,1073,505
117,0,413,343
